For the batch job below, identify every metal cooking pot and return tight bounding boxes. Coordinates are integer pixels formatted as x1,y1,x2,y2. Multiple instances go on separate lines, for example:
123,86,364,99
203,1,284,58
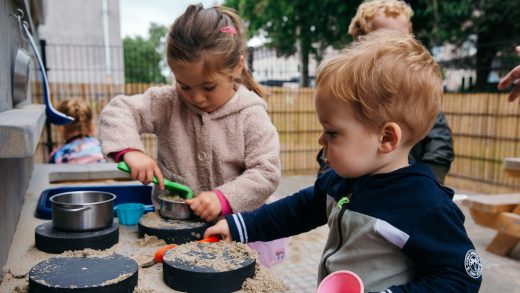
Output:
50,191,116,231
158,194,192,220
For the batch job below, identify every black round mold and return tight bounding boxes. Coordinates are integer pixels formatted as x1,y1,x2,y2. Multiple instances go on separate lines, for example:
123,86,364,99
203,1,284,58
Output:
35,222,119,254
28,254,137,292
138,214,210,244
162,244,256,293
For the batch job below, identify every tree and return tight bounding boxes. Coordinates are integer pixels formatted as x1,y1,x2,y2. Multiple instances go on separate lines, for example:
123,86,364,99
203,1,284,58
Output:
123,23,168,84
227,0,520,90
224,0,361,87
410,0,520,90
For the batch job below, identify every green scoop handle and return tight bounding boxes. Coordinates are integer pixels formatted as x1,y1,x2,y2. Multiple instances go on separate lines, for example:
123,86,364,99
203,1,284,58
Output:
117,161,193,199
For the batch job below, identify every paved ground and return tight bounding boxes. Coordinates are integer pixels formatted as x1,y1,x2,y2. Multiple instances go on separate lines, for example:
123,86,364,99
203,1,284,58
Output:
269,175,520,293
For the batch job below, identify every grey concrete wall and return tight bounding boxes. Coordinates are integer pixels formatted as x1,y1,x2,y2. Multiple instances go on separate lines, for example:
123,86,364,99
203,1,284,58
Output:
0,0,23,112
0,157,32,271
0,0,43,271
38,0,124,84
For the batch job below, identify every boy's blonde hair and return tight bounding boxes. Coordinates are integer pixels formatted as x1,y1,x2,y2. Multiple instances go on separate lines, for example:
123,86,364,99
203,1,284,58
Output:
348,0,413,40
167,4,263,96
316,30,442,146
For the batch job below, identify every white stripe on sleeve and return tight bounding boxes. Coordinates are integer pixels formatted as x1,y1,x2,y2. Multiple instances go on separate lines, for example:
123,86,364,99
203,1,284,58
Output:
232,214,244,243
374,219,410,249
237,213,248,243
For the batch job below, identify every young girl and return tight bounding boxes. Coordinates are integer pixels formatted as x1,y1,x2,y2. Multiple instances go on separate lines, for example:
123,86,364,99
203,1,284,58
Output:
49,98,105,164
99,4,281,223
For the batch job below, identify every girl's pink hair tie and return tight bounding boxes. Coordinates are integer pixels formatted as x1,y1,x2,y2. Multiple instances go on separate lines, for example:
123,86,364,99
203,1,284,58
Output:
220,25,237,35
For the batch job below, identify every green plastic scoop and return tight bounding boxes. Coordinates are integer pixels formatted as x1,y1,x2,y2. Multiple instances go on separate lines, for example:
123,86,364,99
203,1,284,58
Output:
117,161,193,199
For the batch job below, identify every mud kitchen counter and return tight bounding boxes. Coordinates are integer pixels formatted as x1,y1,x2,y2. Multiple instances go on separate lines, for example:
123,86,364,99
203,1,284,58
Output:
0,164,285,293
0,163,185,292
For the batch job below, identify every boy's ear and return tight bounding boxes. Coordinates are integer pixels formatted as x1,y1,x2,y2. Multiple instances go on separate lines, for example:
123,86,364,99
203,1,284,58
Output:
379,122,401,153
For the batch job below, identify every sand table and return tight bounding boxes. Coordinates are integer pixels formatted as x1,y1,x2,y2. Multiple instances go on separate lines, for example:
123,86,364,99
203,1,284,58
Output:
0,224,287,292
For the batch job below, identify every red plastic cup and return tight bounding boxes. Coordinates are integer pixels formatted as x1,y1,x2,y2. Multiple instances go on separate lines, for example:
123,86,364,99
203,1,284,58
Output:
317,270,364,293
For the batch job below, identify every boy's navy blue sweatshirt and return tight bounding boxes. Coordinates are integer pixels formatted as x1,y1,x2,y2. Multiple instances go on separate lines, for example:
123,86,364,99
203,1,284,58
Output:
225,163,482,292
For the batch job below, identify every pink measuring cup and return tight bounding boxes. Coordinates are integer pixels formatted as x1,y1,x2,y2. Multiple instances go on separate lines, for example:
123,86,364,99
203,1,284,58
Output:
317,270,364,293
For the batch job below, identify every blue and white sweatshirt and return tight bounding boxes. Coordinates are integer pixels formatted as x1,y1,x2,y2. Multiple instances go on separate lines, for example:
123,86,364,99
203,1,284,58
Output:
225,163,482,292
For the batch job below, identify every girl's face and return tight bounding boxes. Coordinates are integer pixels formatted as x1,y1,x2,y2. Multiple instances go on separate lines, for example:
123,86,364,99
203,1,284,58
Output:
315,87,383,178
170,59,242,113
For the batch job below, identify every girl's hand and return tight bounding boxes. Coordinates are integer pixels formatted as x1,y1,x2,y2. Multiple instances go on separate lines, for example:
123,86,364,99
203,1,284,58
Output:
204,219,233,242
186,191,221,222
123,151,164,190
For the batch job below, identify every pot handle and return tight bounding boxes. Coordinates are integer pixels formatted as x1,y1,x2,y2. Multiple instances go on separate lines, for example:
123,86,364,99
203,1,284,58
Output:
55,206,91,213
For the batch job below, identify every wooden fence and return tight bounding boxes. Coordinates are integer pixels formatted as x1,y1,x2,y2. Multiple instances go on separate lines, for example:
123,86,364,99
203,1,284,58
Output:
33,83,520,193
443,93,520,193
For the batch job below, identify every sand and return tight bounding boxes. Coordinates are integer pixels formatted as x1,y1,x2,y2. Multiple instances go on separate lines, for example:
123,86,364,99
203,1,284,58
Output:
163,241,255,272
163,241,289,292
139,211,205,229
240,263,289,292
159,194,184,202
0,223,287,292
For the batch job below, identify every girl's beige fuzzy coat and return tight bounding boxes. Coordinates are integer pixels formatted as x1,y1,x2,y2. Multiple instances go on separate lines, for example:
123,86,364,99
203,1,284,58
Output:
99,85,281,212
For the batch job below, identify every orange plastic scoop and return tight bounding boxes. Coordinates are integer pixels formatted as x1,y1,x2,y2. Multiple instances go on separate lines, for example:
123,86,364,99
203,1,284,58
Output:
141,236,220,268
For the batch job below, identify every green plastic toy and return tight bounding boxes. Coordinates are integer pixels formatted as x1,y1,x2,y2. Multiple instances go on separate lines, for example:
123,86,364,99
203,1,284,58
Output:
117,161,193,199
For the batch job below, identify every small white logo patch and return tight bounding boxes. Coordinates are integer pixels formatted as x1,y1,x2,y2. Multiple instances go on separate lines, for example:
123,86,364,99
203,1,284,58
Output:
464,249,482,278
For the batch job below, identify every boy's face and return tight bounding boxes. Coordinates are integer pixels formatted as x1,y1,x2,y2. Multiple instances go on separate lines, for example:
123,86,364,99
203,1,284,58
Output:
371,13,411,34
315,87,383,178
170,60,239,113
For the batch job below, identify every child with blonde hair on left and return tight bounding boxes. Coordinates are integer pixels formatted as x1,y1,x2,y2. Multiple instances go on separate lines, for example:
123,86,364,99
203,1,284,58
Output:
50,98,105,164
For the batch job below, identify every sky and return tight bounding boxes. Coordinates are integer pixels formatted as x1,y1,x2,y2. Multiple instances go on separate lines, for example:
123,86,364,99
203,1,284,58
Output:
120,0,222,38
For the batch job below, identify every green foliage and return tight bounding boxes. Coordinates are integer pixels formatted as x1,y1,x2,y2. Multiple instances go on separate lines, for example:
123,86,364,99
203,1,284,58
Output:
227,0,520,89
409,0,520,90
123,23,168,84
225,0,361,86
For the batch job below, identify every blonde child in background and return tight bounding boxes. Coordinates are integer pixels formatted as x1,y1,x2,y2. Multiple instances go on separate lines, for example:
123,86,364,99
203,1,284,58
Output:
206,31,482,292
317,0,455,185
99,4,285,266
348,0,412,39
49,98,105,164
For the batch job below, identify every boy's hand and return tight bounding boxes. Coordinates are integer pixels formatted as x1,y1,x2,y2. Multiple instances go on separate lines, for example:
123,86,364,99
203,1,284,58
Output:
123,151,164,190
204,219,233,242
186,191,221,222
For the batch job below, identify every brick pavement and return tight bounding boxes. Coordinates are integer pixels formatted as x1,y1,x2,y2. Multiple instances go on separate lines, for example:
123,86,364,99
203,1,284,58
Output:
269,175,520,293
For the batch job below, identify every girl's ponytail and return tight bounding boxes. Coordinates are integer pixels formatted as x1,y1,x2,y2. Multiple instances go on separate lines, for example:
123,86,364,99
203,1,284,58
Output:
239,66,264,97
